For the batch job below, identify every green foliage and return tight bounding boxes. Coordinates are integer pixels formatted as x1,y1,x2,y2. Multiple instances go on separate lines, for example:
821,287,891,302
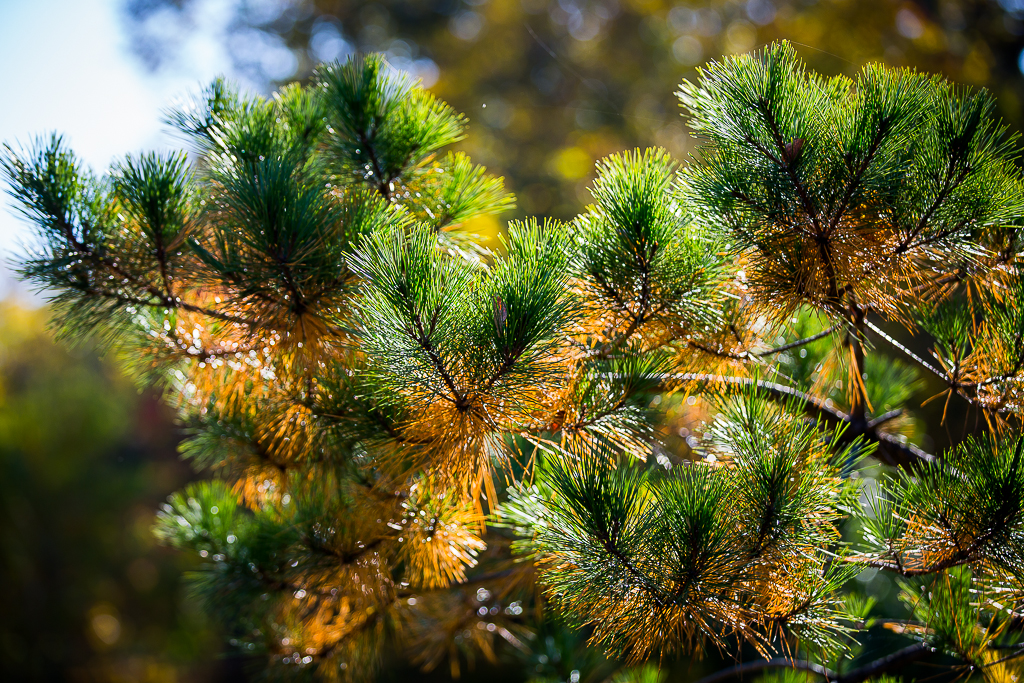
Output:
351,217,573,418
318,54,466,192
506,396,864,661
679,42,1024,317
898,568,989,661
608,664,666,683
154,480,243,554
112,151,195,249
861,435,1024,576
421,152,516,231
576,147,725,332
8,43,1024,683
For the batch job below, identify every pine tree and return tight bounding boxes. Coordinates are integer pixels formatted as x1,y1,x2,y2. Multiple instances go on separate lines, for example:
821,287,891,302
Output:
4,43,1024,682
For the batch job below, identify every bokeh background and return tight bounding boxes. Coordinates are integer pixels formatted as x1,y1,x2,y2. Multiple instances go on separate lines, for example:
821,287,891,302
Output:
3,0,1024,680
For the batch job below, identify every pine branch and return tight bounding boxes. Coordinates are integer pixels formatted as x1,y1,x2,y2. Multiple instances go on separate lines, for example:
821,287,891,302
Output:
847,303,870,425
691,643,931,683
860,438,1019,577
271,251,310,317
589,523,669,610
605,283,652,355
79,284,260,329
152,220,174,298
654,373,936,466
866,409,903,430
16,44,1024,680
863,320,946,381
44,210,265,329
755,98,823,236
690,657,835,683
891,155,972,259
684,324,840,369
839,643,932,683
827,122,888,233
409,310,467,408
865,318,1024,415
357,128,393,201
982,643,1024,669
756,324,841,357
686,340,749,362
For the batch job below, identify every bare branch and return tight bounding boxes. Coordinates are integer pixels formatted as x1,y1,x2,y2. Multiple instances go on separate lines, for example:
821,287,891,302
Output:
863,320,946,380
757,324,841,357
691,643,931,683
690,658,834,683
650,373,937,466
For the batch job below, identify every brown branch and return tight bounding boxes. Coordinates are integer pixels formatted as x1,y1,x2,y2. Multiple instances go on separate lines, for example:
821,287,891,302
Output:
828,123,888,233
863,320,946,381
409,311,466,408
867,409,903,430
754,99,821,235
871,431,936,465
839,643,932,683
690,658,835,683
57,213,270,329
691,643,932,683
647,373,936,466
686,340,749,362
757,324,841,357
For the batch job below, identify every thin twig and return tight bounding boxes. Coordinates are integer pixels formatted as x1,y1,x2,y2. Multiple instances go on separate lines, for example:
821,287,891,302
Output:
756,324,841,357
643,373,936,466
838,643,931,683
690,643,932,683
863,320,946,380
689,658,834,683
867,409,903,430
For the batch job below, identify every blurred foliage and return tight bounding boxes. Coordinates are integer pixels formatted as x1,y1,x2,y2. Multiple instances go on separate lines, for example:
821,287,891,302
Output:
124,0,1024,223
0,302,230,681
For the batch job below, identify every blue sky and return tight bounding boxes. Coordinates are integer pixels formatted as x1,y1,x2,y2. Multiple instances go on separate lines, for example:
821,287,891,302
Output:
0,0,234,296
